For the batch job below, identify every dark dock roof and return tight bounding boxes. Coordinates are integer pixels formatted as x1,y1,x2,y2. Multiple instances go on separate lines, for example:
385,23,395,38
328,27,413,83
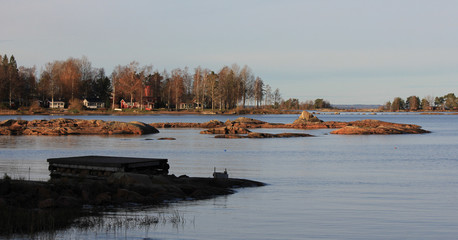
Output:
47,155,167,168
47,155,169,178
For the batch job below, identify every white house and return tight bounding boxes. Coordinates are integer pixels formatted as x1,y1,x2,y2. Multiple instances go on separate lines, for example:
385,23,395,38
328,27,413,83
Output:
49,101,65,109
83,98,105,109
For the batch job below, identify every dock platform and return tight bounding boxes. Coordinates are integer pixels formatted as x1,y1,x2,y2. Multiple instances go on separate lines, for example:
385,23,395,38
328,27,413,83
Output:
47,155,169,179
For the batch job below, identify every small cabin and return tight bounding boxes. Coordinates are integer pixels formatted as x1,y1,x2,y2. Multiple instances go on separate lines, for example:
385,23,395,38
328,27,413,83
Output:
49,101,65,109
83,98,105,109
179,103,194,110
120,99,139,109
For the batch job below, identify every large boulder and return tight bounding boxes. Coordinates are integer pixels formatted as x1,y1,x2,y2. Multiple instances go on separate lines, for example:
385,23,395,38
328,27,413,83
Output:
128,121,160,134
293,111,322,124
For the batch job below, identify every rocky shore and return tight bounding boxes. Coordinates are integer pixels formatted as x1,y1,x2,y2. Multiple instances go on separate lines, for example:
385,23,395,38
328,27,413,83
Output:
0,118,159,135
0,173,264,209
0,173,264,235
0,111,430,137
153,111,430,135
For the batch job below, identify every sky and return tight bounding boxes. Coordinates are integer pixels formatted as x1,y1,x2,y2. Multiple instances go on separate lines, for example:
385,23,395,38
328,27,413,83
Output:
1,0,457,104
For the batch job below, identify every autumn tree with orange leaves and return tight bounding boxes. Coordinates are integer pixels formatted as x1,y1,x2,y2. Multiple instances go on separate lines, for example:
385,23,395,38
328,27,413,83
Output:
111,62,153,108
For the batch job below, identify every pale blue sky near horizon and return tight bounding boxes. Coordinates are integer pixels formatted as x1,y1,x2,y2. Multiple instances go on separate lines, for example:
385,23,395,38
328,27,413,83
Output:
1,0,457,104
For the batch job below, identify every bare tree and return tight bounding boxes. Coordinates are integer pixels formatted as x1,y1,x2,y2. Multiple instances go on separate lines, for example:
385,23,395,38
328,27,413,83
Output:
111,61,144,107
38,61,62,106
206,71,218,111
273,88,282,108
171,68,185,110
254,76,264,108
239,65,254,108
264,84,272,107
193,66,202,109
79,56,94,98
201,68,209,109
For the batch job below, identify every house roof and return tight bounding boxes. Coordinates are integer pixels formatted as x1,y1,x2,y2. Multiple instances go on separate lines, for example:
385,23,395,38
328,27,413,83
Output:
84,98,104,102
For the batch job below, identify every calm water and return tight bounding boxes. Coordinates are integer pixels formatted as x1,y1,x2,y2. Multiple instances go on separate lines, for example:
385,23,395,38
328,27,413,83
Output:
1,113,458,239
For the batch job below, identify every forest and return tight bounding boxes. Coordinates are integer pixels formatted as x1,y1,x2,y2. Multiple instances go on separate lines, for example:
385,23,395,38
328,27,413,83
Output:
3,53,454,112
384,94,458,111
0,54,293,111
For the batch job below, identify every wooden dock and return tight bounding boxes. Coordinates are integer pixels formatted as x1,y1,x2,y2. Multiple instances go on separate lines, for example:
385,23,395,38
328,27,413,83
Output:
47,155,169,179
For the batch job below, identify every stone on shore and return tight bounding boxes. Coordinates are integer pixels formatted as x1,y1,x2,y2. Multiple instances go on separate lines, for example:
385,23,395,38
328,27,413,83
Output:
293,111,323,124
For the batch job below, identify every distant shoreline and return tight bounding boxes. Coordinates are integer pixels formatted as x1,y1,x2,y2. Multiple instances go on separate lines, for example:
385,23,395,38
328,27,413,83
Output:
0,108,456,116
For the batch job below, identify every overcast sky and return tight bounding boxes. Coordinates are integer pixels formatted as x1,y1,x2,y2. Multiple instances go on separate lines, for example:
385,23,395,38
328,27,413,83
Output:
2,0,457,104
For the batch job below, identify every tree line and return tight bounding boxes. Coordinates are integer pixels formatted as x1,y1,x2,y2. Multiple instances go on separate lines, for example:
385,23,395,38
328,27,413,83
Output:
384,93,458,111
0,54,288,110
0,55,37,108
279,98,332,110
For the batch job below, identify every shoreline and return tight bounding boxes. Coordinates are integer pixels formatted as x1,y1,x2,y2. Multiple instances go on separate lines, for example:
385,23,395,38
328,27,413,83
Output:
0,113,431,136
0,174,265,236
1,108,457,116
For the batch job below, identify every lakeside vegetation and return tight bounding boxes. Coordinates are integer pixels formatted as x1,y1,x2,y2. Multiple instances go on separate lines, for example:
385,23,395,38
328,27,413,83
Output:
383,94,458,111
0,53,333,113
1,53,456,114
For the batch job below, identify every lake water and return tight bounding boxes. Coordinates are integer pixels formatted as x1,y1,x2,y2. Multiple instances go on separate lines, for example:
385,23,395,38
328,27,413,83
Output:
1,113,458,239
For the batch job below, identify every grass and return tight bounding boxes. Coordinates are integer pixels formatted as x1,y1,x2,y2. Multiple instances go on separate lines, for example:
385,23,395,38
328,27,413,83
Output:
0,206,88,237
0,205,192,238
71,210,192,235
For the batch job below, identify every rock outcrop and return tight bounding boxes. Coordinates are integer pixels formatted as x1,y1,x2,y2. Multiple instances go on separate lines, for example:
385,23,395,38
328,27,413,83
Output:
151,118,283,129
330,119,430,135
150,119,225,129
289,111,349,129
214,132,313,138
0,119,159,136
293,111,323,124
1,116,428,136
200,126,251,134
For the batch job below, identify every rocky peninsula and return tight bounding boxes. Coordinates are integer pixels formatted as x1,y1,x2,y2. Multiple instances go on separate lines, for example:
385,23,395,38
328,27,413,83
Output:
0,173,264,235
